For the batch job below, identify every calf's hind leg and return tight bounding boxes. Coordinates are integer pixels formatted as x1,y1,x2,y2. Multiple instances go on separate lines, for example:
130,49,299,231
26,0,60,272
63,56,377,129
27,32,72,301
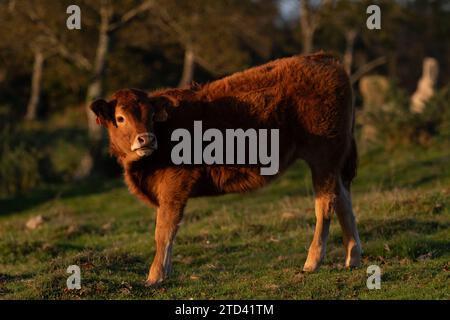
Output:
303,169,337,272
302,165,362,272
335,177,362,268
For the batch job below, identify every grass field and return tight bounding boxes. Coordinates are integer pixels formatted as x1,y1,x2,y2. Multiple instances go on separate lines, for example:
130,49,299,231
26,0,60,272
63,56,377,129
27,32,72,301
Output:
1,141,449,299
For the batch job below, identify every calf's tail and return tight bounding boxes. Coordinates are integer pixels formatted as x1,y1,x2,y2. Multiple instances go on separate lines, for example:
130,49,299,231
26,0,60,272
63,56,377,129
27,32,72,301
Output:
341,137,357,190
341,100,358,190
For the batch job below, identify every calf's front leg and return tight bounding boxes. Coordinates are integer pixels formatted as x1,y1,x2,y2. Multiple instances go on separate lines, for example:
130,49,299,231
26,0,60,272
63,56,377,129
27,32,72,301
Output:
146,203,184,286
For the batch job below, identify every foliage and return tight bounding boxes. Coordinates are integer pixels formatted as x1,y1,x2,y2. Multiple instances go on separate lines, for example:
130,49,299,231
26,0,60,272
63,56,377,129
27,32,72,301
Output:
0,126,41,196
0,123,90,198
361,85,450,149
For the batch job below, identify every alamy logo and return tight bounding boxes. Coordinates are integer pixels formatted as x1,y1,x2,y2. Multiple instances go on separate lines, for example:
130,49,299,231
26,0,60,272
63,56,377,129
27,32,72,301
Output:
366,265,381,289
171,121,279,175
66,5,81,30
366,5,381,30
66,265,81,290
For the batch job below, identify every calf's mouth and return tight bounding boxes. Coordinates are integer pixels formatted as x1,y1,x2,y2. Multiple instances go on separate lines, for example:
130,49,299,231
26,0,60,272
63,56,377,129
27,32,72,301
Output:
135,147,154,157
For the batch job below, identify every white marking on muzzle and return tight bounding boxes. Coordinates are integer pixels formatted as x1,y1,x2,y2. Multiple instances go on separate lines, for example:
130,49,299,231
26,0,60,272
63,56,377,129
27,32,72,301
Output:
131,132,157,157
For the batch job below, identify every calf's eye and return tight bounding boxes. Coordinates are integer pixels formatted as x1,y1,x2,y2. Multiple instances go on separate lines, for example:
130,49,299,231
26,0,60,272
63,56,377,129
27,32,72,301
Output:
116,116,125,123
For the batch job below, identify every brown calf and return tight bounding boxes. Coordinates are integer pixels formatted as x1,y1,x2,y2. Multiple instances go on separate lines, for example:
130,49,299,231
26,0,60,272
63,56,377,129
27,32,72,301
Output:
91,52,362,286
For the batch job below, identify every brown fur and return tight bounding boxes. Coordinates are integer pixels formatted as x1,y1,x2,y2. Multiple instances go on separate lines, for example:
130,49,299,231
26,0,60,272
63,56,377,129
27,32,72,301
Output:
91,52,362,286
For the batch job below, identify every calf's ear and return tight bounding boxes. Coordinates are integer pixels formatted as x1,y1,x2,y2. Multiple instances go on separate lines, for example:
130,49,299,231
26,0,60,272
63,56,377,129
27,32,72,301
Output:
150,95,180,122
90,99,116,126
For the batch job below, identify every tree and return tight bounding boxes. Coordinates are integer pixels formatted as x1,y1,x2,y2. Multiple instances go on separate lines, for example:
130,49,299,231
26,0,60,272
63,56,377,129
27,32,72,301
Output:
25,48,46,120
178,45,195,87
9,0,157,176
318,0,365,74
2,1,59,120
81,1,155,143
299,0,334,54
147,0,276,86
66,0,156,178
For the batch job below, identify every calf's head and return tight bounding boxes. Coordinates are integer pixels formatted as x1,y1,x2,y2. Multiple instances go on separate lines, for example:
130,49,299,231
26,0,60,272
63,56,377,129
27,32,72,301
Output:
90,88,178,160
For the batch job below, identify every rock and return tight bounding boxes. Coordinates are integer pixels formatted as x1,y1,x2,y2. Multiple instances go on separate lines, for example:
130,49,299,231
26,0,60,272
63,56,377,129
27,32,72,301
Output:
25,215,45,230
359,75,391,145
281,211,296,220
101,221,113,231
417,252,433,261
359,75,390,112
410,57,439,113
66,224,79,236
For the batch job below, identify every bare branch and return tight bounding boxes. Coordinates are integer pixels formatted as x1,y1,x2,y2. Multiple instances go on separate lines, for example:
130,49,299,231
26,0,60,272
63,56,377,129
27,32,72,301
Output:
54,41,92,71
17,7,92,70
156,7,192,44
151,7,221,75
193,55,220,76
108,0,155,32
350,56,387,85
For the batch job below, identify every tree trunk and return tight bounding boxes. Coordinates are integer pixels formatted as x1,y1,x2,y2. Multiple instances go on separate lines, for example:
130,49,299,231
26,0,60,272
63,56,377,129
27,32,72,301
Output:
86,13,110,141
75,7,111,180
178,45,195,87
25,50,44,121
300,0,317,54
301,27,315,54
343,30,357,75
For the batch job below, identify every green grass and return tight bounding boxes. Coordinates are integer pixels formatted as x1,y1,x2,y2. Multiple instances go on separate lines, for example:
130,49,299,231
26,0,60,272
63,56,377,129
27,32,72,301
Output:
1,142,449,299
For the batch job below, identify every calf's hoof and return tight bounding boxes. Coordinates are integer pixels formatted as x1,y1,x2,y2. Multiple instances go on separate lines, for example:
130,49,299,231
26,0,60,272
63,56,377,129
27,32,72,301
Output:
145,276,166,287
303,254,323,272
302,261,321,272
345,245,362,269
303,247,324,272
145,279,163,288
146,263,171,287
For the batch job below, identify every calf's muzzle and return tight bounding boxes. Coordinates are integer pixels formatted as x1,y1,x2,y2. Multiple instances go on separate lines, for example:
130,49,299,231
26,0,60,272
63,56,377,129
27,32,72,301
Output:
131,132,157,157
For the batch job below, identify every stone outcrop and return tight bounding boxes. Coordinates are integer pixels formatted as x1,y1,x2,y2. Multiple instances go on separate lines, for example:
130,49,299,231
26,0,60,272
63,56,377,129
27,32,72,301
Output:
410,57,439,113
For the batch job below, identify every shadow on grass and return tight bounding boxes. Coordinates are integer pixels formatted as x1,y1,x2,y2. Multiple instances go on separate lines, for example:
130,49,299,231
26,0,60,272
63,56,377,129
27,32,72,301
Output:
329,218,450,260
365,237,450,261
395,238,450,259
392,155,449,189
356,146,450,192
0,272,35,295
0,272,34,283
0,178,122,217
357,218,450,241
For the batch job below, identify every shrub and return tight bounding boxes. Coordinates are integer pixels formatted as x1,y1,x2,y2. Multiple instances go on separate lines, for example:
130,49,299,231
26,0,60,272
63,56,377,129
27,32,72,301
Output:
359,84,450,150
0,126,42,197
0,124,91,198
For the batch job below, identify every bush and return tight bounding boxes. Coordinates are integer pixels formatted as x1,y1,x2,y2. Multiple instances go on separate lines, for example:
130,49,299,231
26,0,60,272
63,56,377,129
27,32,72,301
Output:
0,126,42,196
0,124,90,198
360,84,450,149
424,86,450,139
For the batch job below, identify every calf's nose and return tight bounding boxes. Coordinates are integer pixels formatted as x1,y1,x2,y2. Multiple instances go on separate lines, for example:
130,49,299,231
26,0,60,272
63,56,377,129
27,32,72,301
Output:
138,136,146,145
131,132,152,151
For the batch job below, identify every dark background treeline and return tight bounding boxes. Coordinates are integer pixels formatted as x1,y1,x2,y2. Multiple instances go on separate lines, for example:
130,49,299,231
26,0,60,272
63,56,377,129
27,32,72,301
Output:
0,0,449,197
